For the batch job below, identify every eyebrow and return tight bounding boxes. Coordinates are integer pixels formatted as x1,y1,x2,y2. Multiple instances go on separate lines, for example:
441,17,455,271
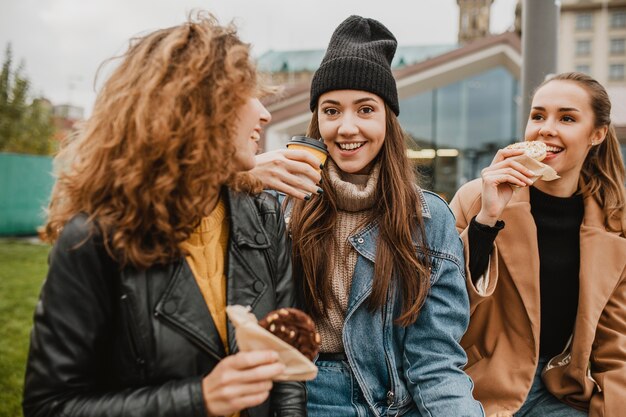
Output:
532,106,581,112
319,97,380,106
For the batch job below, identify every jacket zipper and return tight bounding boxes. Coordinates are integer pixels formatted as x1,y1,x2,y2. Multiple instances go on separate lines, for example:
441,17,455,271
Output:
120,294,146,373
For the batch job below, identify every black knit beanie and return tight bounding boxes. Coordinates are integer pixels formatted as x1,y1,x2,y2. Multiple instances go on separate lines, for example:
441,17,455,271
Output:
310,15,399,116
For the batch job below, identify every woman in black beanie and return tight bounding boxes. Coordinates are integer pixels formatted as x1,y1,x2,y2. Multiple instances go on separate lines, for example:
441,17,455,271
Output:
254,15,484,417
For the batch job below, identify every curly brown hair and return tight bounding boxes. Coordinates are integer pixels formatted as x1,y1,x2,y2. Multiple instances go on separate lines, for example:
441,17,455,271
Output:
46,12,266,268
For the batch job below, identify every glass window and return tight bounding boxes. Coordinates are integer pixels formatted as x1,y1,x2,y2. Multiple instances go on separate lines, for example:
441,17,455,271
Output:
576,40,592,56
610,39,626,55
611,11,626,28
576,13,593,30
609,64,625,80
399,66,519,197
575,64,591,74
398,90,433,146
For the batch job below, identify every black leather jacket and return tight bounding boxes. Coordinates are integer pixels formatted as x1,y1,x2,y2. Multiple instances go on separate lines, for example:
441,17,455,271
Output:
23,189,306,417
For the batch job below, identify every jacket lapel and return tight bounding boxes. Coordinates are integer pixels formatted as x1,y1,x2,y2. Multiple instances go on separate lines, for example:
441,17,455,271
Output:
347,222,378,312
497,187,542,344
574,197,626,358
155,260,226,361
225,189,272,354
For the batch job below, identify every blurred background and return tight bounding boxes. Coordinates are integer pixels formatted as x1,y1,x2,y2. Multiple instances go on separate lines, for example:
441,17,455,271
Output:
1,1,626,416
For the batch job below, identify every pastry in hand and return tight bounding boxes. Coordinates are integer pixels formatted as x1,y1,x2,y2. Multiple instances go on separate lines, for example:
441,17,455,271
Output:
258,308,321,361
505,141,547,161
503,141,559,182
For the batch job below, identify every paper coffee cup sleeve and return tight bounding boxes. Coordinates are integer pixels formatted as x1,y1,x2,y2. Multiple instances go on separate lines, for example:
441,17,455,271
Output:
510,154,560,182
226,305,318,381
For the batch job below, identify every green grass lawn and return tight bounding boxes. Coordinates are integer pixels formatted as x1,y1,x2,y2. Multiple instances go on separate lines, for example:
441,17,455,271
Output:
0,240,50,417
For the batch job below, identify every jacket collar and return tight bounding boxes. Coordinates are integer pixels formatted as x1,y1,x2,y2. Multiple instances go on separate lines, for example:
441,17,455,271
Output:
155,188,272,359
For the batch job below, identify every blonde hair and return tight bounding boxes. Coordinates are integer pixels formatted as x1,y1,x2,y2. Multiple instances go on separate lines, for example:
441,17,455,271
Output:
46,12,266,268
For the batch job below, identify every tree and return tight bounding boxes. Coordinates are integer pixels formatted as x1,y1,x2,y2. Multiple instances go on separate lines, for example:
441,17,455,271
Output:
0,43,56,155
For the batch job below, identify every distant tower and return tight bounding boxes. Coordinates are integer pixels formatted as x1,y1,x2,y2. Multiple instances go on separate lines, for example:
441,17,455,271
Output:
514,0,522,36
457,0,495,44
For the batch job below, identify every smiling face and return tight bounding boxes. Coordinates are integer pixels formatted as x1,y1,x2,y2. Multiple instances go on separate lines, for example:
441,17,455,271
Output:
524,80,607,195
317,89,386,175
232,97,271,171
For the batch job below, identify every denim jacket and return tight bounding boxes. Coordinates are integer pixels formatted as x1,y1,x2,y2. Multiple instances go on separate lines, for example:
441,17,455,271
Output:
338,189,484,417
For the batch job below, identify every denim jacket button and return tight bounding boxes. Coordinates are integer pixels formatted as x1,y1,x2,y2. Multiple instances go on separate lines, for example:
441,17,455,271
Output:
386,390,395,405
356,237,364,244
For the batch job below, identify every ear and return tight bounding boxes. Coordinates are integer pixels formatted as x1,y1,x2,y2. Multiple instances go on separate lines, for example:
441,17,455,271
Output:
590,125,608,146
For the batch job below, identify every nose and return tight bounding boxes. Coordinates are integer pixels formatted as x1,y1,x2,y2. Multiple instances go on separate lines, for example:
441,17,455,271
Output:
538,118,557,137
255,98,271,125
337,113,359,137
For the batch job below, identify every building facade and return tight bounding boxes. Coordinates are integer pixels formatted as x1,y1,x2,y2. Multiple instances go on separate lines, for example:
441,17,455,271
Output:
558,0,626,85
557,0,626,159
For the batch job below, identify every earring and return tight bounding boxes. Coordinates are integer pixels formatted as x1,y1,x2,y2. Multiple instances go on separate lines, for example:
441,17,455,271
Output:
591,140,597,146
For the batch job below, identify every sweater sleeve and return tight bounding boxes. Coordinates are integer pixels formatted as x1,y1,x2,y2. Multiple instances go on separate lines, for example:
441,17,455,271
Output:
468,216,504,280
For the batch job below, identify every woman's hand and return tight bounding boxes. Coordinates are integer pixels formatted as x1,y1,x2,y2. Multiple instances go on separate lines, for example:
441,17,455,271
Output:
476,148,535,226
252,149,322,200
202,350,285,416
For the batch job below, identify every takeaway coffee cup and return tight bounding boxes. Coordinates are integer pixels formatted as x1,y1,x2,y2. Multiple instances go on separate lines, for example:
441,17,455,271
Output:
286,136,328,171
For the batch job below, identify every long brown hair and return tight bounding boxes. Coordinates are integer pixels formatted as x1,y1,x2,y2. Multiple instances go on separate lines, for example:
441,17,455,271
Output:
537,72,626,235
46,12,265,268
288,105,431,326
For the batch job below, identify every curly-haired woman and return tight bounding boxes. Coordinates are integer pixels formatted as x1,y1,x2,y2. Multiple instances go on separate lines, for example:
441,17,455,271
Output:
22,13,305,417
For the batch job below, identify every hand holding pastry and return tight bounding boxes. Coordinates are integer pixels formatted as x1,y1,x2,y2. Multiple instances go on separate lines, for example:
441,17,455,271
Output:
226,305,319,381
476,143,537,226
201,350,284,416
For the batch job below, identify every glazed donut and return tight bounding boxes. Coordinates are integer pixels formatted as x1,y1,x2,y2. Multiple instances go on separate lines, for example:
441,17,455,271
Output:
505,141,547,161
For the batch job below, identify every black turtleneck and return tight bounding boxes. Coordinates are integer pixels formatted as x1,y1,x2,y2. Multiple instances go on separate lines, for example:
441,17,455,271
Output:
530,186,584,357
468,186,584,358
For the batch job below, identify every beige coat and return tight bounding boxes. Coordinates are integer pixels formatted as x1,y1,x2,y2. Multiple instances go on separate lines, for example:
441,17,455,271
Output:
450,179,626,417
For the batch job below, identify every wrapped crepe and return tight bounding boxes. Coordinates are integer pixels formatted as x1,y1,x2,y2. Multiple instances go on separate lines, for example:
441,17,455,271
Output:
510,154,560,182
226,305,318,381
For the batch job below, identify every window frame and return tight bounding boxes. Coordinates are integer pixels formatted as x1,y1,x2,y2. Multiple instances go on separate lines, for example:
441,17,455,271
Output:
576,39,592,57
609,63,625,81
576,13,593,31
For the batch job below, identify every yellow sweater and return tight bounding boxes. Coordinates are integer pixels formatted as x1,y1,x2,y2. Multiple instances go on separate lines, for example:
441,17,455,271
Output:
180,199,230,352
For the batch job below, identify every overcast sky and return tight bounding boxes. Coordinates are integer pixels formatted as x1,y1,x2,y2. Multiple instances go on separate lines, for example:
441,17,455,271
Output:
0,0,517,116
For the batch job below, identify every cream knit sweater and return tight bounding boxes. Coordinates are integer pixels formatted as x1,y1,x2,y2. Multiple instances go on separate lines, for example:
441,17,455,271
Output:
318,160,380,353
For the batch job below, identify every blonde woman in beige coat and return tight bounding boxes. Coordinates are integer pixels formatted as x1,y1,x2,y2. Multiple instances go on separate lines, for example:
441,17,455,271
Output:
450,72,626,417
